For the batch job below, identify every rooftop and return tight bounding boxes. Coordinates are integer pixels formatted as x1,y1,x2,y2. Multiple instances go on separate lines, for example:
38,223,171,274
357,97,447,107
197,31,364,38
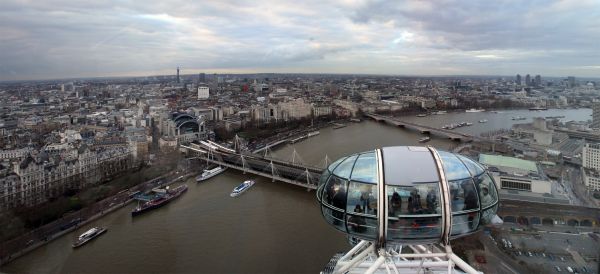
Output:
479,154,537,173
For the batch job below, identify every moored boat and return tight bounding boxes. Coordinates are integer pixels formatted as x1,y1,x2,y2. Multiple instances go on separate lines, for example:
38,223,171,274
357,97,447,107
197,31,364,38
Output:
230,180,255,197
479,119,488,123
332,123,347,129
307,131,320,137
131,185,188,216
465,108,485,113
72,227,107,248
196,166,227,182
416,114,427,117
418,137,431,143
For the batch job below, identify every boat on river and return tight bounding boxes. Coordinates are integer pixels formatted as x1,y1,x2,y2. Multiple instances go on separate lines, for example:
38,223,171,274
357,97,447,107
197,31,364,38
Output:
418,137,431,143
230,180,255,197
466,108,485,113
72,227,107,248
196,166,227,182
131,185,188,216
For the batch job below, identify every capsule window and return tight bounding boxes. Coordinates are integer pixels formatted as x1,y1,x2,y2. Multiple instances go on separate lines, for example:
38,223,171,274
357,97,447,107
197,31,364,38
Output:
475,173,498,208
448,178,479,213
347,182,377,216
323,176,347,210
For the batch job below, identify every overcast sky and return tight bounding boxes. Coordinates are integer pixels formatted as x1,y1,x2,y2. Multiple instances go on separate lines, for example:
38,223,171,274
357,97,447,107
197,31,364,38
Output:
1,0,599,81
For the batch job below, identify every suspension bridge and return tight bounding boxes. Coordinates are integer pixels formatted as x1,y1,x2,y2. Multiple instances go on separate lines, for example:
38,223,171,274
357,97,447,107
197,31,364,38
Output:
181,139,330,190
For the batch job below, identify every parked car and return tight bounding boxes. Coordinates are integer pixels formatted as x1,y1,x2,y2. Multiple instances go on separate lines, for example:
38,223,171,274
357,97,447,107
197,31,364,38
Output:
475,255,487,264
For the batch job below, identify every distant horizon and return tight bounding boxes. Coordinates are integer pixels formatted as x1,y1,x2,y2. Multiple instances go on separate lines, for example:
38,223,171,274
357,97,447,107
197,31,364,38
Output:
2,1,600,81
2,70,599,84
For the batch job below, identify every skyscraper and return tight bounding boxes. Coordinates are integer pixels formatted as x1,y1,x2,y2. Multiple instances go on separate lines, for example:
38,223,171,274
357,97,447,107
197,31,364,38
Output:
568,76,576,87
516,74,522,85
177,67,180,83
535,75,541,86
593,102,600,129
525,74,531,86
199,73,206,83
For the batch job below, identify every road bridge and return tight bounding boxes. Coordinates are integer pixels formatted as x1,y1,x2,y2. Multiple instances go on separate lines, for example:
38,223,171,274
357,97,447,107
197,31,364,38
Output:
364,113,477,142
497,199,600,228
554,128,600,143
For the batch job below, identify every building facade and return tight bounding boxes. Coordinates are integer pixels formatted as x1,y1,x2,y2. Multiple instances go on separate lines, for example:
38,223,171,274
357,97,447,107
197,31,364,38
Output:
583,143,600,170
592,102,600,129
197,86,209,99
1,145,132,210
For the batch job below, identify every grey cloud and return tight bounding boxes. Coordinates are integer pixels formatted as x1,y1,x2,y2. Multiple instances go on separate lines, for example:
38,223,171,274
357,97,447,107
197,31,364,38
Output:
1,0,600,80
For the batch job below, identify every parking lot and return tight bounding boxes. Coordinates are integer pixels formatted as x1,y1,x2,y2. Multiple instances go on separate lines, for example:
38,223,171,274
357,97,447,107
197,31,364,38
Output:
491,228,598,273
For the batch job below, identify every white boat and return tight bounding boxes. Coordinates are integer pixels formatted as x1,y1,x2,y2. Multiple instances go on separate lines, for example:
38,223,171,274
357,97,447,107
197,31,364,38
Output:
196,166,227,182
465,122,473,126
512,116,526,121
230,180,255,197
418,137,431,143
72,227,107,248
433,111,447,115
307,131,320,137
479,119,488,123
416,114,427,117
465,108,485,113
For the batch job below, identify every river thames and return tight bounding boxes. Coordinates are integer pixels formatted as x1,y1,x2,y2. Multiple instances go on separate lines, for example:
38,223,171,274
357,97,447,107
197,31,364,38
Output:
1,108,590,274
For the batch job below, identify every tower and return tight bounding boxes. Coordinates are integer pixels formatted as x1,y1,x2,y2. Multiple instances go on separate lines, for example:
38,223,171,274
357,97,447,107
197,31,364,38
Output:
568,76,576,87
525,74,531,86
177,67,180,83
516,74,522,85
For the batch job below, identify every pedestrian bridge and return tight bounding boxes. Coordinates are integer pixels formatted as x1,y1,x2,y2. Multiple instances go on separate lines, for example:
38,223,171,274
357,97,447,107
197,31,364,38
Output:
181,144,322,190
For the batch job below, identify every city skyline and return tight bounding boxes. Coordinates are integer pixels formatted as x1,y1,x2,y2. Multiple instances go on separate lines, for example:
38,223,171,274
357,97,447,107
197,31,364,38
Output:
2,0,600,81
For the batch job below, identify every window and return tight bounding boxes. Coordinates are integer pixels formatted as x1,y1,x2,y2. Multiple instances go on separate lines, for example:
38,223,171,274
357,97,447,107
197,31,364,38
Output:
387,183,440,216
449,178,479,213
475,173,498,208
347,182,377,215
500,179,531,191
322,176,347,210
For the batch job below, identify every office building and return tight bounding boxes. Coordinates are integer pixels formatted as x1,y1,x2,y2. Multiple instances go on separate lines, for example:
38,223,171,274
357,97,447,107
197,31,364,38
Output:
593,102,600,129
479,154,551,194
198,86,209,99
